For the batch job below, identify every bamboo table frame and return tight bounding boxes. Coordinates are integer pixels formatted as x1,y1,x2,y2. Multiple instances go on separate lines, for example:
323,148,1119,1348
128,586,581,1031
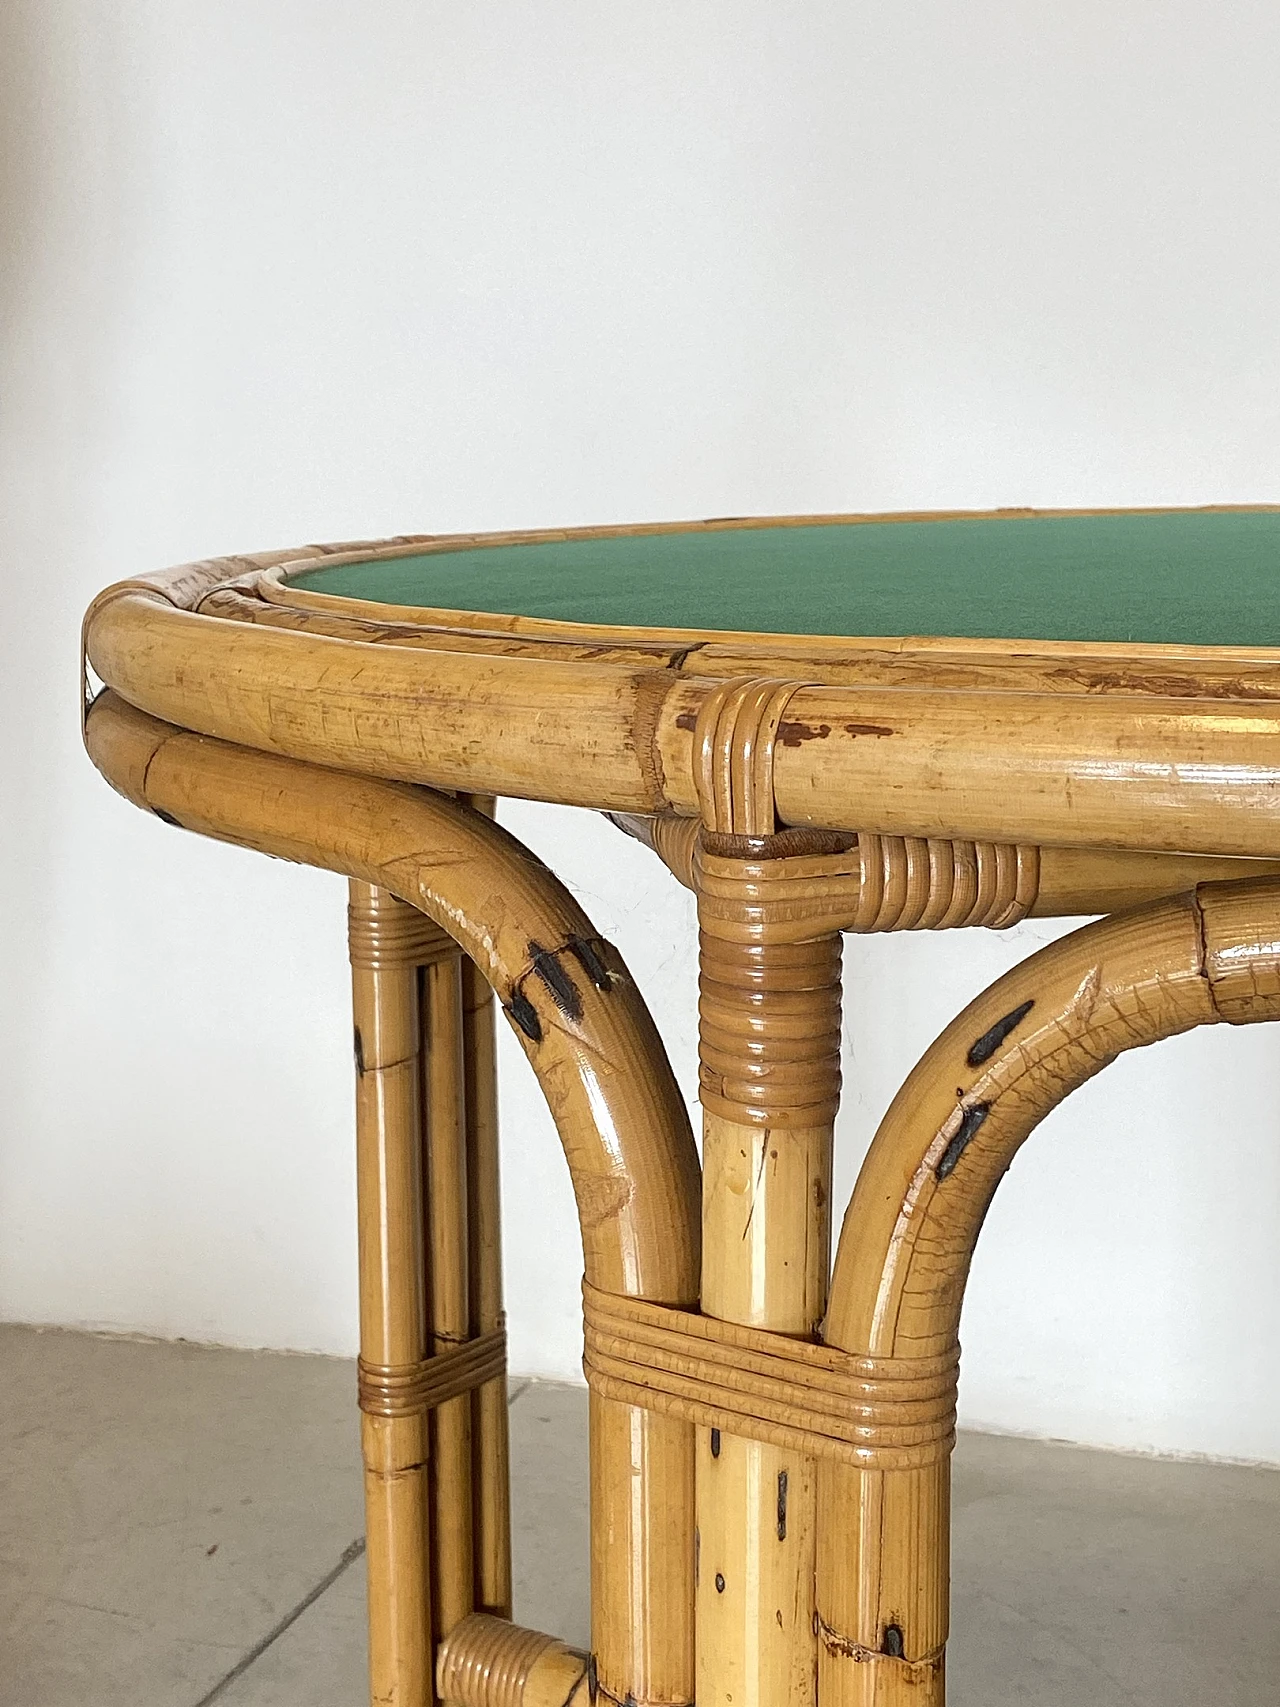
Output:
82,511,1280,1707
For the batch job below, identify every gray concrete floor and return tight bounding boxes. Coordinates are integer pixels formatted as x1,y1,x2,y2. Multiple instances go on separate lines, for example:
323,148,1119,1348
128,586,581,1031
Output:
1,1326,1277,1704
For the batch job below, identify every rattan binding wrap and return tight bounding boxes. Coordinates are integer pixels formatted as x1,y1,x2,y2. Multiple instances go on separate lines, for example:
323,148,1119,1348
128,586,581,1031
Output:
582,1282,957,1472
358,1327,507,1419
437,1613,593,1707
347,894,458,968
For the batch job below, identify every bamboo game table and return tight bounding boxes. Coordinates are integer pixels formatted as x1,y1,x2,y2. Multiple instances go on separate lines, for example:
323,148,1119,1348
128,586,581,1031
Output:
83,508,1280,1707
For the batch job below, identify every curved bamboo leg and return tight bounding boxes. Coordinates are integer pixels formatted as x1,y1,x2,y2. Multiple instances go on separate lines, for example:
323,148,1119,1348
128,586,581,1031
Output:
818,878,1280,1704
86,694,700,1707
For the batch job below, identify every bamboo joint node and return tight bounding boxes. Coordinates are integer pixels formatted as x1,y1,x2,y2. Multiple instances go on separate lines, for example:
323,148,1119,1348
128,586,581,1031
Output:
582,1282,958,1470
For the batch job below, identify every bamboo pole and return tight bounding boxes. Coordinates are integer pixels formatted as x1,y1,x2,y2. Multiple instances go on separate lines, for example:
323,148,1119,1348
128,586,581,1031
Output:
696,935,839,1707
698,1116,830,1707
349,882,435,1707
458,794,511,1620
422,949,476,1644
86,582,1280,860
689,679,845,1707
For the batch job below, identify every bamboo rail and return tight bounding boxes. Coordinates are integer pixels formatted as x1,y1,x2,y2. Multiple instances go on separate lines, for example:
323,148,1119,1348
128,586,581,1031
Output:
611,811,1280,920
456,806,513,1622
85,537,1280,860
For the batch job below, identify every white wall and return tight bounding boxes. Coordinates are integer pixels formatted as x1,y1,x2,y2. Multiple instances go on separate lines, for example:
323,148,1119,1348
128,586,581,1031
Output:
3,2,1279,1462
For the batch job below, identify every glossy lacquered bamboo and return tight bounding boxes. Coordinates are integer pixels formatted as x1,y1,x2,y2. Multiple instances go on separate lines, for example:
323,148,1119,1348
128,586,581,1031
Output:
82,510,1280,1707
422,950,476,1643
698,1109,831,1707
349,884,434,1707
437,1614,590,1707
85,520,1280,861
456,809,512,1622
816,877,1280,1703
85,693,700,1707
615,811,1280,924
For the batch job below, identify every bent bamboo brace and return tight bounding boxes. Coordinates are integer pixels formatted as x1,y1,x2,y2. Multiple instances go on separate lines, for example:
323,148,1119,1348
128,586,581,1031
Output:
818,878,1280,1705
85,692,700,1707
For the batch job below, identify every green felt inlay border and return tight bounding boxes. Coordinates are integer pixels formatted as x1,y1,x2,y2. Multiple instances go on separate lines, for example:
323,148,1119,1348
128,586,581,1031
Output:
287,511,1280,648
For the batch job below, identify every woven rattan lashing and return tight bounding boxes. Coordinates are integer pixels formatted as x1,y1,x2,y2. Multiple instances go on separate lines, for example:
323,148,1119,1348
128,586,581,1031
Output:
358,1328,507,1419
582,1283,957,1473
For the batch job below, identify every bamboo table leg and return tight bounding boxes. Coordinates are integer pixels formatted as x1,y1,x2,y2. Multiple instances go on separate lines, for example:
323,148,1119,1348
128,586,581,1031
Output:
817,879,1280,1702
460,930,512,1619
688,678,845,1706
422,947,476,1644
696,925,840,1707
350,883,437,1707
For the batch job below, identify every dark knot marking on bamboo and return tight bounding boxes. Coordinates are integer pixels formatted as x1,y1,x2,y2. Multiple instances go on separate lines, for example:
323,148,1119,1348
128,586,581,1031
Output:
504,934,613,1043
935,1101,991,1181
815,1610,946,1676
966,997,1036,1066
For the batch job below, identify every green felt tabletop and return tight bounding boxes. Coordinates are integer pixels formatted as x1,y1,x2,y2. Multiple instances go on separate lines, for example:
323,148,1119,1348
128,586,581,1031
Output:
288,510,1280,648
